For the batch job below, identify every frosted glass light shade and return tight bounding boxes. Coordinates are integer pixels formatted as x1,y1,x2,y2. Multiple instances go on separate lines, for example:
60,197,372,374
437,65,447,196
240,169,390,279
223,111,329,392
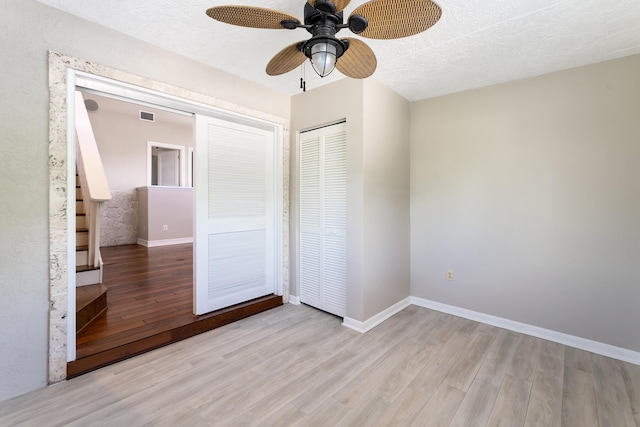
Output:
310,42,337,77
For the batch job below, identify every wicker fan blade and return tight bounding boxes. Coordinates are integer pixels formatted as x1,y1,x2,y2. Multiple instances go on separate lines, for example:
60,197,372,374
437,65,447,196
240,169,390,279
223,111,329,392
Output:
351,0,441,39
308,0,351,13
266,42,307,76
336,38,377,79
206,6,300,29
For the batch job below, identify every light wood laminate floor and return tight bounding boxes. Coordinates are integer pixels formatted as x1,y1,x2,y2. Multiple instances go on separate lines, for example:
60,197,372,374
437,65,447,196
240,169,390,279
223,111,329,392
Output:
1,304,639,426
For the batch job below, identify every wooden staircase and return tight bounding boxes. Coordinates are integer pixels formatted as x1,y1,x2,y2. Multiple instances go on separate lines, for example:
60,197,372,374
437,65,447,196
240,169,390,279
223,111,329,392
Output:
75,174,107,333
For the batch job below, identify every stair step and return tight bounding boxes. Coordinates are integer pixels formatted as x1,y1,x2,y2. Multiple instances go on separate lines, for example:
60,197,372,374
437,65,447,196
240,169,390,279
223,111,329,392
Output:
76,249,88,266
76,265,101,286
76,264,100,273
76,284,107,334
76,231,89,247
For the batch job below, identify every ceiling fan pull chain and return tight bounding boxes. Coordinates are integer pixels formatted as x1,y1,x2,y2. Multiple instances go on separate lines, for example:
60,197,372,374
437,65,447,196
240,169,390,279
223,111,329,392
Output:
299,63,307,92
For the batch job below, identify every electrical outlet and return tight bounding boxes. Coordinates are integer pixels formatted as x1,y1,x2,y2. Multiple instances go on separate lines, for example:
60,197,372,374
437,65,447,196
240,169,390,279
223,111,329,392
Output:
163,225,168,231
446,270,454,281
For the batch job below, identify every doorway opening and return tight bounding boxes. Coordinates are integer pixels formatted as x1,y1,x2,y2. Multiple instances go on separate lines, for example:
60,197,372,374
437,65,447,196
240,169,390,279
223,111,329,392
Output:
47,54,289,381
148,142,186,187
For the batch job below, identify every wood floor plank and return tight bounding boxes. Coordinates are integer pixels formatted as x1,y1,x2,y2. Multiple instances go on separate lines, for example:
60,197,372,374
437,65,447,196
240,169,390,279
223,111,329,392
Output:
620,361,640,426
412,382,465,427
449,378,501,427
564,346,594,373
486,374,532,427
294,398,350,427
537,339,565,376
408,333,468,398
376,387,432,426
524,370,563,427
258,403,306,427
507,334,542,382
591,353,636,427
475,330,521,387
444,329,496,392
334,391,390,427
331,340,414,408
373,339,440,402
562,366,599,427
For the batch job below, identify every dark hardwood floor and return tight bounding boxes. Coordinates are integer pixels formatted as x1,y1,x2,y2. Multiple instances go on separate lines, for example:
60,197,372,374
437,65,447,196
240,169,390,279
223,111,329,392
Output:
70,243,282,378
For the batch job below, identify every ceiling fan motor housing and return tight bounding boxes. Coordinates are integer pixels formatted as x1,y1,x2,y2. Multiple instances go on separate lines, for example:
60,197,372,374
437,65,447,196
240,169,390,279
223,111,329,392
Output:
300,2,351,60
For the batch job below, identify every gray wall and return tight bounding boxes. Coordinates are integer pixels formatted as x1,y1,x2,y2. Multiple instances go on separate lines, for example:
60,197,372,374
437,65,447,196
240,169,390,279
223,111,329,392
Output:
291,78,411,321
0,0,289,401
410,54,640,352
362,80,411,318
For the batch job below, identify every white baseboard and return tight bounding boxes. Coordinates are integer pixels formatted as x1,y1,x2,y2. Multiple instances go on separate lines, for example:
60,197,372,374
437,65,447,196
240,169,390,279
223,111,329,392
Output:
137,237,193,247
411,296,640,366
342,297,412,333
288,295,301,305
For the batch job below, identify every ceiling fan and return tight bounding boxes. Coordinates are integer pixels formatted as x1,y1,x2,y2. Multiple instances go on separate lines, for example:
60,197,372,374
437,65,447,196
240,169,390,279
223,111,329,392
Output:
206,0,442,79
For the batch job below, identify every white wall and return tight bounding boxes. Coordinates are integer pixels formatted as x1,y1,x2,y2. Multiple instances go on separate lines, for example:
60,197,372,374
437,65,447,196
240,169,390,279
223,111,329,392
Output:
137,186,193,243
86,93,194,193
291,78,411,321
0,0,289,401
410,54,640,353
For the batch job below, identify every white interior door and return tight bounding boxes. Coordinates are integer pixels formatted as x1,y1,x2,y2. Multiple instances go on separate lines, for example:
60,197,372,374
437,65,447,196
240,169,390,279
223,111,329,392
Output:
157,149,179,186
194,115,276,315
299,122,347,317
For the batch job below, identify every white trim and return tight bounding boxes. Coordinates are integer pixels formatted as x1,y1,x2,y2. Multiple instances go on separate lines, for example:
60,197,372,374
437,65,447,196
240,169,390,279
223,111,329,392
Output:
137,237,194,247
187,147,194,188
288,295,301,305
411,296,640,366
274,124,284,298
342,297,412,333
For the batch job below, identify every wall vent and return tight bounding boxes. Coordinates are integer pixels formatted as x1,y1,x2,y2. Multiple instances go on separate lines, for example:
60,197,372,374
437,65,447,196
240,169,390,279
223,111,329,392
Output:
139,110,155,122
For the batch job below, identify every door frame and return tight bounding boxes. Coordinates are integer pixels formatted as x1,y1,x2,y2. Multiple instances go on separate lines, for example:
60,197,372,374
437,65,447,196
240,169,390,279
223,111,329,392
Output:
147,141,186,187
47,52,289,383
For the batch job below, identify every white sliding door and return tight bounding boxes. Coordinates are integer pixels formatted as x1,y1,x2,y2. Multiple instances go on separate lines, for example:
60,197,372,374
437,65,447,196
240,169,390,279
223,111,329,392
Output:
194,115,276,315
299,122,347,317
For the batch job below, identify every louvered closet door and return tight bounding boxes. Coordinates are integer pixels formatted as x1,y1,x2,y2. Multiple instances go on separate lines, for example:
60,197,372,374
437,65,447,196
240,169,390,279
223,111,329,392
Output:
299,122,346,317
194,116,275,315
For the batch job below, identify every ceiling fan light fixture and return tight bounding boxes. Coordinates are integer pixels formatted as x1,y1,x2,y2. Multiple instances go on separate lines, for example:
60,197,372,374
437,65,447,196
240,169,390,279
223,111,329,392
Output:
310,41,338,77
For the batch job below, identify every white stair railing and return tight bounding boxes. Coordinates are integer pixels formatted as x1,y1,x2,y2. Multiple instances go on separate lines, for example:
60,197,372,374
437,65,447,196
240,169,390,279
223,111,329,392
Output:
74,90,111,272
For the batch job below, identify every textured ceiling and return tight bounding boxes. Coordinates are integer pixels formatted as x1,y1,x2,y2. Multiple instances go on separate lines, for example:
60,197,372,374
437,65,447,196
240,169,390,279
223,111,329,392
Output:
35,0,640,101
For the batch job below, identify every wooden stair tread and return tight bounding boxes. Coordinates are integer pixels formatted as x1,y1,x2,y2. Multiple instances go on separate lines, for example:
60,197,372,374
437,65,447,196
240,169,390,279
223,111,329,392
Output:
76,228,88,233
76,245,89,252
76,284,108,312
76,284,108,335
76,265,100,273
